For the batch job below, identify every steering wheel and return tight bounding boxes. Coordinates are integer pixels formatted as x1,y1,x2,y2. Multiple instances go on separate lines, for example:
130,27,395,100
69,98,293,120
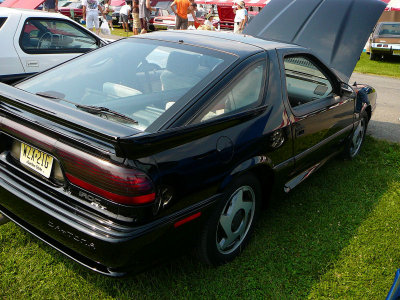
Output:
37,32,53,49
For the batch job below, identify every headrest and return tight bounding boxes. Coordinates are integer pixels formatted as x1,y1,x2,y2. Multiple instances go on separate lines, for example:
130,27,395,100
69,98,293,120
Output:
166,51,200,75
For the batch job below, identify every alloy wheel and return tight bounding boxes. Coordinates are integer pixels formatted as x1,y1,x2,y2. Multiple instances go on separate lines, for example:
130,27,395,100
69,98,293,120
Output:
349,117,366,157
216,186,255,254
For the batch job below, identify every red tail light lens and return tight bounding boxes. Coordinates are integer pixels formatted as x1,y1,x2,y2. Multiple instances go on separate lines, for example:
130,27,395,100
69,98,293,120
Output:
56,143,155,205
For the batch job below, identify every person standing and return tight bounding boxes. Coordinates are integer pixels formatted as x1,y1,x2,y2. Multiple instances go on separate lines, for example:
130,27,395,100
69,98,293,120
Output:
83,0,104,35
104,0,114,31
187,2,199,28
139,0,154,34
120,2,131,32
43,0,58,12
170,0,190,30
233,0,247,34
132,0,141,35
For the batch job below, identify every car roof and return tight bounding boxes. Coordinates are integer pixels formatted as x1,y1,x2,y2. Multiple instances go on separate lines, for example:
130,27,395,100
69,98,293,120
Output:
137,30,298,57
0,7,71,20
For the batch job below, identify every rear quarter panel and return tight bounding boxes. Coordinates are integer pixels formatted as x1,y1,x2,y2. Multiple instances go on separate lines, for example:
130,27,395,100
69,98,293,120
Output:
124,50,294,220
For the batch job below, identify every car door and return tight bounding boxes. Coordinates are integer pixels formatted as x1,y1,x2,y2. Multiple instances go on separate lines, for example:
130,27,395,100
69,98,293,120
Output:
278,50,356,175
14,16,101,75
0,14,26,82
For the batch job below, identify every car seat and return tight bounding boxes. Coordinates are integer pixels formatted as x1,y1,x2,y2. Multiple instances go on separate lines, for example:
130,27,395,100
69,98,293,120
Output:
160,51,202,91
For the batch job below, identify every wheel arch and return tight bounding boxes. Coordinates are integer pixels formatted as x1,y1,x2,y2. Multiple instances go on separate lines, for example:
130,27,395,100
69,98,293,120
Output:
220,156,275,204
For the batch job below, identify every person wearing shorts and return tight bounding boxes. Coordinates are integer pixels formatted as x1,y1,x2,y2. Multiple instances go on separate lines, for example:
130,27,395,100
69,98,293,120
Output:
104,0,114,30
120,3,131,32
83,0,104,35
139,0,154,34
132,0,140,35
187,2,198,28
233,0,248,34
171,0,190,30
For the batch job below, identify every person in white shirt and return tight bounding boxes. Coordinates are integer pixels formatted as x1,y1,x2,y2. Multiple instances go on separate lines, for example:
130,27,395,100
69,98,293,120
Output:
187,2,199,28
120,2,132,32
82,0,104,35
233,0,248,34
203,14,214,28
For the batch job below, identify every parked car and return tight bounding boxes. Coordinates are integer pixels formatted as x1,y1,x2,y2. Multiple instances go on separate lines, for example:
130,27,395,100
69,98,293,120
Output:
0,7,106,84
58,1,84,21
150,8,209,30
150,8,176,30
0,0,386,276
216,4,258,30
367,22,400,60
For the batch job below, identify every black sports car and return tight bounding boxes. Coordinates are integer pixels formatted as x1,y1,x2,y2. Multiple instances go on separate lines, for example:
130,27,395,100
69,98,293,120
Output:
0,0,386,276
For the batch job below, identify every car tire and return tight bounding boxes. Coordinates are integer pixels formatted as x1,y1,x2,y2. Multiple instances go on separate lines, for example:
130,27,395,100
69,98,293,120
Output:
196,173,261,265
369,51,378,60
344,111,368,159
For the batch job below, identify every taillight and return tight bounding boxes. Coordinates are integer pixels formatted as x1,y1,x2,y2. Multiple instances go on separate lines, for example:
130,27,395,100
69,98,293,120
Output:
56,143,155,206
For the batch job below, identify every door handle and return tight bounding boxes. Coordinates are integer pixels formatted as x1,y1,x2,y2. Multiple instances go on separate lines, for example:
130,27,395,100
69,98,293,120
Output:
27,60,39,67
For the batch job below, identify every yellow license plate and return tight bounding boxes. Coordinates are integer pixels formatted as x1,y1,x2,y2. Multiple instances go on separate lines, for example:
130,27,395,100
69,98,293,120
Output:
20,143,54,178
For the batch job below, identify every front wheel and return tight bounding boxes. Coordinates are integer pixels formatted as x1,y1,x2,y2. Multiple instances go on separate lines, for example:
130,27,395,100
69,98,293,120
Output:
344,112,368,159
196,173,261,265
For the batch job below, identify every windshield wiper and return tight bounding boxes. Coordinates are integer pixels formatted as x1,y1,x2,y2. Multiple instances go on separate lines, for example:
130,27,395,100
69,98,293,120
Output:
36,91,65,102
36,92,138,125
75,104,138,125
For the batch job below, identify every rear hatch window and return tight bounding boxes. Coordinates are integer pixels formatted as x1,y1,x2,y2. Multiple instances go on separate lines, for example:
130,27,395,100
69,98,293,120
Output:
17,38,236,132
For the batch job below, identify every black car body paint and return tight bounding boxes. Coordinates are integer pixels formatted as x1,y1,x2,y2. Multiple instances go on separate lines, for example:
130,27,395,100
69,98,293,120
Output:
0,0,384,276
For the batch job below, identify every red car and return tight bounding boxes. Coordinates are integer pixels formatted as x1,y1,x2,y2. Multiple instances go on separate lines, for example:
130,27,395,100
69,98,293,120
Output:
59,2,84,21
217,4,259,30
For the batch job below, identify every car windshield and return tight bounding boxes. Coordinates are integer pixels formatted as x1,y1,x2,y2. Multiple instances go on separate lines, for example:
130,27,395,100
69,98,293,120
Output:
17,38,235,131
379,23,400,36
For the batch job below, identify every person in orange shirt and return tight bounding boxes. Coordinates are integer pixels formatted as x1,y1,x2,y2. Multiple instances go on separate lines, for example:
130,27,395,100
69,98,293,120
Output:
171,0,191,30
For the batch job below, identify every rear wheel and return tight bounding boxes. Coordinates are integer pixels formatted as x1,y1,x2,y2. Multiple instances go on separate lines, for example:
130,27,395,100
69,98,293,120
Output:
344,112,368,159
197,173,261,265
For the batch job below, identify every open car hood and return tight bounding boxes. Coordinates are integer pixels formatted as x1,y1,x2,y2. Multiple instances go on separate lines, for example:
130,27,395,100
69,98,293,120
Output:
244,0,386,81
0,0,44,9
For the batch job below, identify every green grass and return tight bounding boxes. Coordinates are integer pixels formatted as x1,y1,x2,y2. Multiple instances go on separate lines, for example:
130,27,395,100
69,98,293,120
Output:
1,136,400,299
107,26,136,38
354,52,400,78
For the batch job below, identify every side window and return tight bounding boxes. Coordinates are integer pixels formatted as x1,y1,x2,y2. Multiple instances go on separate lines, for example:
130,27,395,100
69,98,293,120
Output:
284,55,333,109
194,60,266,123
0,17,7,29
20,18,98,53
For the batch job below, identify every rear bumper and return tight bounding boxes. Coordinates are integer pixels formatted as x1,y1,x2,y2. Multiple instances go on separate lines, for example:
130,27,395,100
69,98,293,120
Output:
371,43,400,55
0,153,217,276
152,23,175,30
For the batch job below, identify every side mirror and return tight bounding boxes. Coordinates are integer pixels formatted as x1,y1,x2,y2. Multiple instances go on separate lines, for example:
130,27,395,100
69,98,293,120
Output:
340,82,356,98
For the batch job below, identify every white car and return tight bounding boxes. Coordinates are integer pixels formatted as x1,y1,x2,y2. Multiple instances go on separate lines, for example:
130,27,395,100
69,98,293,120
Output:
0,8,106,84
